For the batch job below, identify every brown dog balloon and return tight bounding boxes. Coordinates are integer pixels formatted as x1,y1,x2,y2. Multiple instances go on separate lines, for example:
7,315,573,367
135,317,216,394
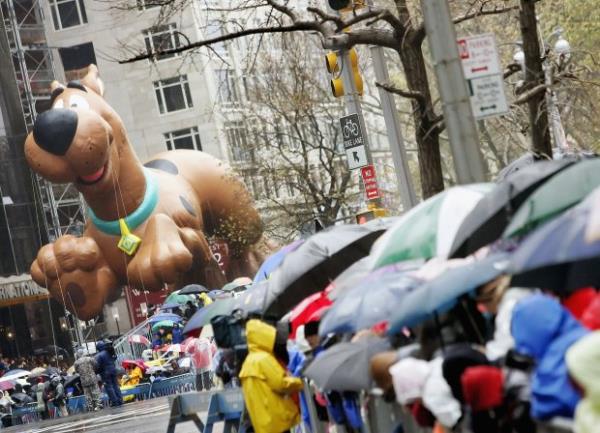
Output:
25,65,269,320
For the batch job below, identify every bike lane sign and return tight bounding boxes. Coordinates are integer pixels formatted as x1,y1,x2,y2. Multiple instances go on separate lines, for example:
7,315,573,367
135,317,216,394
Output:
340,113,368,170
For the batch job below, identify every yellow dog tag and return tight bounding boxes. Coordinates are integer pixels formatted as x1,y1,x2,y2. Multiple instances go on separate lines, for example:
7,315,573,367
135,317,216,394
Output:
118,219,142,256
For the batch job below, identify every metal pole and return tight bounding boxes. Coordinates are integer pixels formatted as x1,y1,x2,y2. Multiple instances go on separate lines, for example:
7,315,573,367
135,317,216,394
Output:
0,186,19,274
369,46,418,209
338,49,382,207
421,0,486,183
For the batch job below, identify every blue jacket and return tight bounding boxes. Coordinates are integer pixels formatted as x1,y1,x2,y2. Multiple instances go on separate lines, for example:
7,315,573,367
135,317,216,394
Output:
172,326,183,344
95,342,117,379
512,294,588,420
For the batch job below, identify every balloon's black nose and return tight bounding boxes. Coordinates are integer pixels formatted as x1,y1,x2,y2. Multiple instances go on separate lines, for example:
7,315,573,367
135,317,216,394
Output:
32,109,78,156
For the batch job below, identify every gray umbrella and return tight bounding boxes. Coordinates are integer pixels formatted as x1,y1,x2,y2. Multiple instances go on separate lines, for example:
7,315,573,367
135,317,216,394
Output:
450,160,573,258
264,218,397,318
304,337,390,391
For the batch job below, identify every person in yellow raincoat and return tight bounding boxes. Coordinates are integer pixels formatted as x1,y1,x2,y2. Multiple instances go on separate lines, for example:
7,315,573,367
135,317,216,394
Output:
120,365,143,387
566,330,600,433
239,319,303,433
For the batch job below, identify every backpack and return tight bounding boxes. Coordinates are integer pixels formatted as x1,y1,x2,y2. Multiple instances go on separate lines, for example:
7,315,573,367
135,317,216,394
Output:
210,315,245,349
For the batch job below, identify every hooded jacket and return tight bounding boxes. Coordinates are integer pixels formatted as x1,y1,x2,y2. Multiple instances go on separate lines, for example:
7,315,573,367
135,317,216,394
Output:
566,331,600,433
239,320,303,433
95,342,117,379
512,294,588,419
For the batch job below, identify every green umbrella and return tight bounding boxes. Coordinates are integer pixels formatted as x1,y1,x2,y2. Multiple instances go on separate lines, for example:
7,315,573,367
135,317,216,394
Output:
182,298,237,335
165,290,195,305
151,320,175,331
370,184,492,269
503,159,600,238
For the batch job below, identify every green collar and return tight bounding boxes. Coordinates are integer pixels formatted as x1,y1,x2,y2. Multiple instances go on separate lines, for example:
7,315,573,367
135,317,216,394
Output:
88,168,158,236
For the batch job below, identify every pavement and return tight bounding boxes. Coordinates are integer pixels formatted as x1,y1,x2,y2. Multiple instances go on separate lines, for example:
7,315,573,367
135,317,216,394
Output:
6,396,221,433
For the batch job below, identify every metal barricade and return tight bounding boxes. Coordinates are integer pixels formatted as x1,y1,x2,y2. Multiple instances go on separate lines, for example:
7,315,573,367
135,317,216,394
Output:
67,395,87,414
537,418,575,433
121,383,152,401
114,317,152,360
11,402,43,425
149,374,197,398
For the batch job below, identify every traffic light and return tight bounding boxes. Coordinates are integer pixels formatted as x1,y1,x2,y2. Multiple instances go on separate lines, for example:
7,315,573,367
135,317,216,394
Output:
325,48,363,98
355,207,388,224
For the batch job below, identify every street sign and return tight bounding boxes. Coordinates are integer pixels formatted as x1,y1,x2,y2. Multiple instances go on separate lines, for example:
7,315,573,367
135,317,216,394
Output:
360,165,380,200
468,74,509,119
457,33,502,79
340,113,369,170
345,146,368,170
458,33,508,120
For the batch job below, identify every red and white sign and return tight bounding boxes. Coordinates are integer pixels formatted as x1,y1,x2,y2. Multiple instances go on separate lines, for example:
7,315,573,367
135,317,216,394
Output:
125,286,169,326
457,33,501,80
361,165,380,200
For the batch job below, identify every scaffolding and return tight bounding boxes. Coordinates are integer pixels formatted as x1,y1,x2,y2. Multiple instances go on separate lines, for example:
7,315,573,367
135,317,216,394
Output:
1,0,86,242
1,0,93,347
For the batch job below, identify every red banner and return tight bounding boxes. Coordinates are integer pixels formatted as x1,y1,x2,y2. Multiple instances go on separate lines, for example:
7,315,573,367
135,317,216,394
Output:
124,286,169,326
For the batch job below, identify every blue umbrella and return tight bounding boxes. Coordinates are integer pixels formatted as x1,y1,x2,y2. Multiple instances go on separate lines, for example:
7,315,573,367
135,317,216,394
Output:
509,189,600,293
387,252,511,335
148,312,182,324
253,240,304,283
319,271,423,336
159,302,181,311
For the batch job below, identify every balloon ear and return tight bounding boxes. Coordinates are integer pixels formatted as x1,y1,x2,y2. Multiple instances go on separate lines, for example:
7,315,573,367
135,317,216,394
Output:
80,64,105,96
50,81,65,92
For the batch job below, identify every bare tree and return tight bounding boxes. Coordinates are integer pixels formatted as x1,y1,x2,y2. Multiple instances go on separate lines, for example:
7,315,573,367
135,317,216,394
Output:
118,0,517,198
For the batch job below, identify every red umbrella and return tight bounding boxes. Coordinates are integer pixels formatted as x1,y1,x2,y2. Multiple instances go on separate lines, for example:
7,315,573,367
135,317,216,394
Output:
127,335,151,346
290,291,332,339
122,359,147,373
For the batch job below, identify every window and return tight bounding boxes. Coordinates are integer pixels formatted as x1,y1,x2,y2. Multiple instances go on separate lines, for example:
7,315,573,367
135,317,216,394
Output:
49,0,87,30
215,69,238,103
153,75,193,114
225,121,254,163
144,24,181,61
206,20,227,57
164,127,202,151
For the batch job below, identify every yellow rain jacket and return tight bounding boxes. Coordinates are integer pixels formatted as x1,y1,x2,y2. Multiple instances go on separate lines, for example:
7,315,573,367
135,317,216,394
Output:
239,320,303,433
121,366,143,387
566,331,600,433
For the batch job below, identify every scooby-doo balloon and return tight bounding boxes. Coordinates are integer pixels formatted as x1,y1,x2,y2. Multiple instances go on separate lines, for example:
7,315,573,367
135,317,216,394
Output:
25,65,268,320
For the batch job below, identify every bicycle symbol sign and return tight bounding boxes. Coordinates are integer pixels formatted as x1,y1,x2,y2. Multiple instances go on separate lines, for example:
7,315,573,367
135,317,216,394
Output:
340,114,364,149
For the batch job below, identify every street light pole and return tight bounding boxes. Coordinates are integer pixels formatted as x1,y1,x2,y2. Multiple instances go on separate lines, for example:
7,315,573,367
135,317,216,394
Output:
421,0,486,184
369,46,418,209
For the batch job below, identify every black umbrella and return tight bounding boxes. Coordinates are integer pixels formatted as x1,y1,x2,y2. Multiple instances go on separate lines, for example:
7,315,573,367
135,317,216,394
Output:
450,160,573,258
263,218,397,318
10,392,33,404
63,374,80,389
178,284,209,295
304,337,390,391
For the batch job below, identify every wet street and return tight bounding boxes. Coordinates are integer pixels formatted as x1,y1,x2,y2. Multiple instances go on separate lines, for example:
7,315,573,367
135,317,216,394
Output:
7,396,221,433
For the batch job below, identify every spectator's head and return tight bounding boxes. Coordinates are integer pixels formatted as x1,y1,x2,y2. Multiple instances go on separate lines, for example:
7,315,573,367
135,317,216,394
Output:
304,320,320,349
475,275,510,315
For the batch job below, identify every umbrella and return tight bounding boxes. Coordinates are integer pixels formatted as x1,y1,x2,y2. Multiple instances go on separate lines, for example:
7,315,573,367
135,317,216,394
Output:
370,184,493,269
63,374,80,389
178,284,210,295
326,256,373,301
508,189,600,293
222,277,253,292
0,380,15,391
207,290,227,300
289,291,332,338
504,159,600,238
3,369,30,380
122,359,147,372
387,252,511,335
495,153,535,181
151,320,176,332
182,298,237,336
253,240,304,283
165,291,195,305
304,337,390,391
160,302,181,311
29,367,46,378
450,160,574,258
320,268,424,336
10,392,32,404
264,218,396,318
148,313,182,324
44,367,60,377
127,335,151,346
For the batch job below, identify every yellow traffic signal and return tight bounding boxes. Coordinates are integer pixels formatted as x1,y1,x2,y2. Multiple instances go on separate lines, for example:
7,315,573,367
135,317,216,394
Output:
325,48,363,98
356,206,388,224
